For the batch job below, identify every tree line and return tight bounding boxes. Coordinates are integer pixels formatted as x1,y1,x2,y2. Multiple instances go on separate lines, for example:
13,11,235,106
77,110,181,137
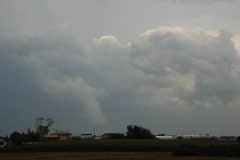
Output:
4,117,155,145
4,117,53,145
126,124,155,138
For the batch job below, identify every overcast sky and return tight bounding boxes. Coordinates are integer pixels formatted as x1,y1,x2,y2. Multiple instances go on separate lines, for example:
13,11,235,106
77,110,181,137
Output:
1,0,240,136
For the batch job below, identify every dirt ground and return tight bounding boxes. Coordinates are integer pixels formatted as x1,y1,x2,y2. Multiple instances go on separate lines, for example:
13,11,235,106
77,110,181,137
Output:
0,152,240,160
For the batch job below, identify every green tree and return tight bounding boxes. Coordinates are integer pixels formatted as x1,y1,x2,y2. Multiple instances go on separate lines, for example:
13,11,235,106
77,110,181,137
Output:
10,131,22,145
9,129,41,144
35,117,54,140
126,124,154,139
24,128,40,142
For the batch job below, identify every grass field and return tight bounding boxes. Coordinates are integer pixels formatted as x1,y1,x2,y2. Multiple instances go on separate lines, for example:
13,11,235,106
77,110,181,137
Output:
1,139,240,158
1,152,240,160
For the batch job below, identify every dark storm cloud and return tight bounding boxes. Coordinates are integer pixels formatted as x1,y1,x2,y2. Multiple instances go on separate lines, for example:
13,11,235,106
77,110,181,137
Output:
1,0,240,136
2,26,240,136
0,36,106,134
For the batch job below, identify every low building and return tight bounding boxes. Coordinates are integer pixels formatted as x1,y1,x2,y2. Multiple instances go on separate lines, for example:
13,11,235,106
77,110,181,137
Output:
220,136,237,141
80,133,93,139
0,137,7,147
102,133,125,139
179,135,202,139
177,134,218,140
46,130,72,140
156,135,176,140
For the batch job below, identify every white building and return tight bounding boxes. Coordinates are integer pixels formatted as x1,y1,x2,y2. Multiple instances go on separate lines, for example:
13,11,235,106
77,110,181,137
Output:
156,135,176,140
0,138,6,147
80,134,93,139
46,130,72,140
178,134,218,140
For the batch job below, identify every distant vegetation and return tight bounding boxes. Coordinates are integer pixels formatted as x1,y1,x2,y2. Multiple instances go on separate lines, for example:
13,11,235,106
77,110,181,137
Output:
1,139,240,157
7,129,40,145
126,124,155,139
35,117,54,140
3,117,54,145
2,122,240,157
4,123,154,145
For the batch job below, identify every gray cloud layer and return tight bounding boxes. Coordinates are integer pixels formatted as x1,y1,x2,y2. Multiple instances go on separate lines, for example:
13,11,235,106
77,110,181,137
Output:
1,26,240,136
1,0,240,136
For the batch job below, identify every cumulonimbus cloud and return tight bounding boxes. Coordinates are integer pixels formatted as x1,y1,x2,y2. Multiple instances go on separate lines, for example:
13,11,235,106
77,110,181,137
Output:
1,26,240,135
129,26,240,109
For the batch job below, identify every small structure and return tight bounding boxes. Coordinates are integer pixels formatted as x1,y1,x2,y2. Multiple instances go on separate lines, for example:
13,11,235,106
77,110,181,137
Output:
220,136,237,141
156,135,176,140
46,130,72,140
102,133,125,139
80,133,93,139
94,136,102,140
177,134,218,140
0,137,6,147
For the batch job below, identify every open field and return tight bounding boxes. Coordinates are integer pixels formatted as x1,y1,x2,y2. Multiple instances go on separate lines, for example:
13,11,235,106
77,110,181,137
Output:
1,139,240,157
1,152,240,160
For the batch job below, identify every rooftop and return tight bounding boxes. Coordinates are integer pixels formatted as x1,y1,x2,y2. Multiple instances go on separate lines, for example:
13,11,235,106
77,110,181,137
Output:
50,130,72,135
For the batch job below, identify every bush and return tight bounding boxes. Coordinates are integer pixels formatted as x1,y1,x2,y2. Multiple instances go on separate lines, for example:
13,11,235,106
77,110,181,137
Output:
126,125,155,139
